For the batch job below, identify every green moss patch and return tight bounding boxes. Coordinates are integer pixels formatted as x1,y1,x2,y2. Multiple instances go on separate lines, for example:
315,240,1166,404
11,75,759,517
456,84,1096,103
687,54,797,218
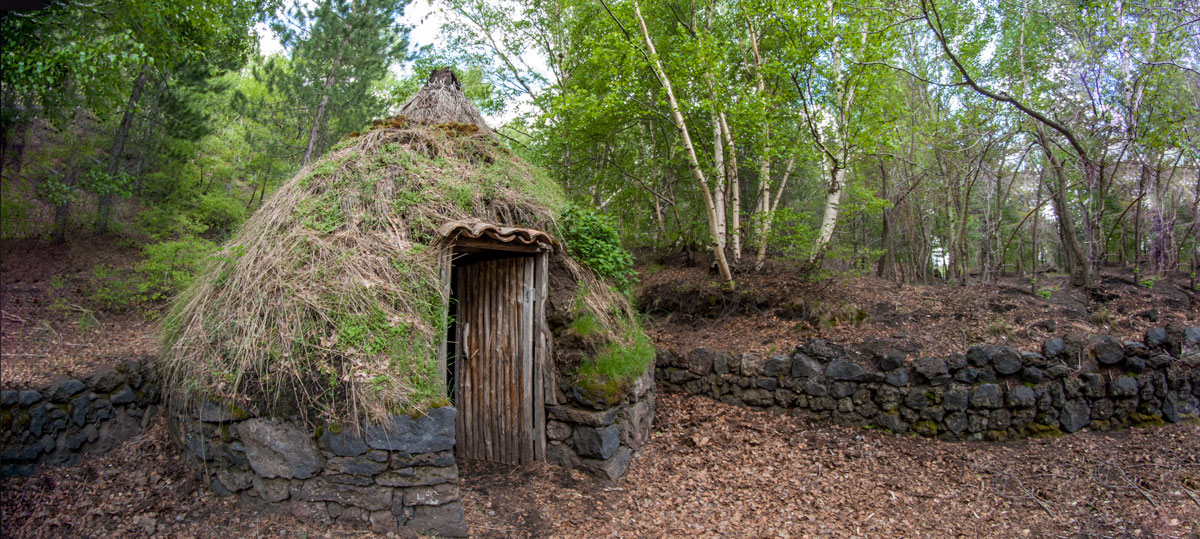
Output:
573,318,654,407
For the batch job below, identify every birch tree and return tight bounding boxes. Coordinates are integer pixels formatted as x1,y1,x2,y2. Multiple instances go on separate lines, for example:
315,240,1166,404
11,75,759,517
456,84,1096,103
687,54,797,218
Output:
630,0,734,285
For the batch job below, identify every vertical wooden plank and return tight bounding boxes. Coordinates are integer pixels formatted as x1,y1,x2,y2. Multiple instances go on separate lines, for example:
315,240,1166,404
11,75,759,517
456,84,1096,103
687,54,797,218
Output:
515,258,525,463
511,256,520,460
483,259,494,462
479,259,487,463
503,258,513,464
473,264,482,461
539,253,556,421
533,251,547,461
468,264,478,460
462,264,473,460
497,258,506,463
492,256,501,460
472,263,482,461
519,256,532,463
453,265,462,458
504,258,513,464
501,258,511,464
458,264,468,459
512,258,521,464
494,258,503,463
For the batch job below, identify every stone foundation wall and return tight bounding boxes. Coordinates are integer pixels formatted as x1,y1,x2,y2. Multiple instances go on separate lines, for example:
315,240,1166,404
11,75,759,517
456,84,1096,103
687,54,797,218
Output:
657,327,1200,441
170,406,466,537
546,365,656,480
1,357,158,477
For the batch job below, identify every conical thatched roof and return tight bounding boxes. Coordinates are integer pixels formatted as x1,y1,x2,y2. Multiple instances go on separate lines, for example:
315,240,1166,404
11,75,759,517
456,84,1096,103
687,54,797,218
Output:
397,68,492,134
160,70,640,427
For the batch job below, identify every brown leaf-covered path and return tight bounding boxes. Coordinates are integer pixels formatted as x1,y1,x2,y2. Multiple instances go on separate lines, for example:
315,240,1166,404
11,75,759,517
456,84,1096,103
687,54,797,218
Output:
462,393,1199,537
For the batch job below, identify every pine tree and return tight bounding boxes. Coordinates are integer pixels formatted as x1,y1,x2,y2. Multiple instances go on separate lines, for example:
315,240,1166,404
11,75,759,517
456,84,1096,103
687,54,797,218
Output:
268,0,411,165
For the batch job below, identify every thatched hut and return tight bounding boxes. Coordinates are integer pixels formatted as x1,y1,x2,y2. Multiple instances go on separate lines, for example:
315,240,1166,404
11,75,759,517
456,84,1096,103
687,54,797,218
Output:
160,69,655,535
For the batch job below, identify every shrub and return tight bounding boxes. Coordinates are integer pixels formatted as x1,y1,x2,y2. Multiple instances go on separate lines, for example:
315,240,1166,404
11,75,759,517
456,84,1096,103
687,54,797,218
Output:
192,192,246,237
559,205,634,291
134,236,218,302
34,178,75,207
87,264,137,311
770,207,821,260
80,169,133,199
136,206,208,240
0,187,35,239
1090,307,1114,327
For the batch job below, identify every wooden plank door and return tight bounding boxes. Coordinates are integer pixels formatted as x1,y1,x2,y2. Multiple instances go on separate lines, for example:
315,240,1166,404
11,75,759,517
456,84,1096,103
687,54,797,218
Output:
454,256,536,465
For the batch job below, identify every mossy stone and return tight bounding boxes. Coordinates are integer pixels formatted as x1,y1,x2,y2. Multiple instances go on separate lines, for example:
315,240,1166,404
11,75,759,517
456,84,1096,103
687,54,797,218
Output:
1025,423,1063,437
913,420,938,437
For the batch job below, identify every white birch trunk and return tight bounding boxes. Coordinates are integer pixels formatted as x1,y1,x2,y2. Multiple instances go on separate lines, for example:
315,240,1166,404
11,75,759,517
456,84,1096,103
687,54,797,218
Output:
813,165,846,262
720,113,742,263
633,1,733,285
712,114,727,252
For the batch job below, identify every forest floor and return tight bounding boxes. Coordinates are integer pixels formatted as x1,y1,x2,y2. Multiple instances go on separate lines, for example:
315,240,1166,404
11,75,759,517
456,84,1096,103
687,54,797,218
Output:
3,240,1200,537
639,259,1199,359
0,236,157,389
3,394,1198,537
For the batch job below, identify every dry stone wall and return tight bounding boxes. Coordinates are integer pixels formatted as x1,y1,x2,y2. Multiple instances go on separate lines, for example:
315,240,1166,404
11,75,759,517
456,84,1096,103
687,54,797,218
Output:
657,326,1200,440
1,357,158,477
545,364,656,480
170,406,467,537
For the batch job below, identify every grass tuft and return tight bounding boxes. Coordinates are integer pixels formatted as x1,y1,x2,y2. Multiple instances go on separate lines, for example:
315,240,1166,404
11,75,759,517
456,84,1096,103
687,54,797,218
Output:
573,317,655,405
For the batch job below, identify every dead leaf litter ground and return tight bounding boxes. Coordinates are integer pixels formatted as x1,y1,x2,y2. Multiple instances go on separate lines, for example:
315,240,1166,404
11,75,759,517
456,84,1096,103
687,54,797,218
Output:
4,394,1198,537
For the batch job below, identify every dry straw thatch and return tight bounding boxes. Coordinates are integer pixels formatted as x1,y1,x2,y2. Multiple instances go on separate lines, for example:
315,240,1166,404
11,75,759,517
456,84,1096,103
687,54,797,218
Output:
397,69,492,134
160,70,638,427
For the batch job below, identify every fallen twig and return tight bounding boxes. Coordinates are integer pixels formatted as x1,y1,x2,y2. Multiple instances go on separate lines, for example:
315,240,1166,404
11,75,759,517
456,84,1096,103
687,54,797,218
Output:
1182,486,1200,509
1093,459,1158,507
988,469,1055,517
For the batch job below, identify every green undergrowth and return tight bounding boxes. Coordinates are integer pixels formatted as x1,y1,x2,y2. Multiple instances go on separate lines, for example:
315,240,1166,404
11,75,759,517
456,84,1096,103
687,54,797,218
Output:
570,312,602,337
558,205,634,293
573,316,654,406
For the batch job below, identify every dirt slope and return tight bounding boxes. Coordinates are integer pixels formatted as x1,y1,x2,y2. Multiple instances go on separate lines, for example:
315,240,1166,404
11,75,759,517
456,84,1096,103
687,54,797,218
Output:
640,261,1198,359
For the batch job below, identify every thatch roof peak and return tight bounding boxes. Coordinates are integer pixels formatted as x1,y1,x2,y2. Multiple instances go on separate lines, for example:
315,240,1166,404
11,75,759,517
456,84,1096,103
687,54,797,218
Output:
398,68,493,134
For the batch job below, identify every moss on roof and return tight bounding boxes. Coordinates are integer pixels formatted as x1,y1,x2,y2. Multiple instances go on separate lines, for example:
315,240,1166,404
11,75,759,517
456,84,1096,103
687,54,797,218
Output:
160,120,644,427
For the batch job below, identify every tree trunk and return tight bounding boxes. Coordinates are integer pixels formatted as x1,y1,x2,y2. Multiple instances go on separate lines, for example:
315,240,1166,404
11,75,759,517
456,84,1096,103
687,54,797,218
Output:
812,163,846,263
132,80,165,188
718,113,741,264
302,22,352,166
54,107,88,243
745,19,775,272
96,63,150,234
5,96,35,177
303,91,333,166
876,157,898,280
753,154,772,270
711,114,727,253
633,0,733,285
1134,162,1146,271
808,12,851,263
755,157,794,270
1031,175,1041,276
1040,131,1091,287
